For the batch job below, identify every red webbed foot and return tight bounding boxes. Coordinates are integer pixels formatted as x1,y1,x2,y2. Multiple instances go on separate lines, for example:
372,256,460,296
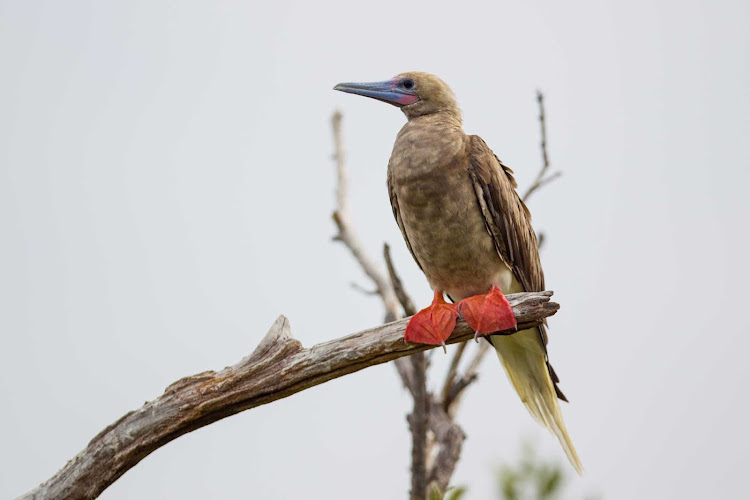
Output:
458,285,517,341
404,290,459,352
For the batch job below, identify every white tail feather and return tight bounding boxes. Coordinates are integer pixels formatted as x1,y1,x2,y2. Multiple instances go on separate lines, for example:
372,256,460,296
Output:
491,328,584,474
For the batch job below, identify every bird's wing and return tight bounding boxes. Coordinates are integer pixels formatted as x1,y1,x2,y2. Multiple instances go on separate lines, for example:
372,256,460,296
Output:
467,135,544,293
467,134,567,401
387,164,424,273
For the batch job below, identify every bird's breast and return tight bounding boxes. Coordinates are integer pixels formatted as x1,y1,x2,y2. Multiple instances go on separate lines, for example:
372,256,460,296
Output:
389,128,511,300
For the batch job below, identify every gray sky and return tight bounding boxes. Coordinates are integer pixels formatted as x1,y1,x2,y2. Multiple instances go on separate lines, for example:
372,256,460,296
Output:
1,0,749,498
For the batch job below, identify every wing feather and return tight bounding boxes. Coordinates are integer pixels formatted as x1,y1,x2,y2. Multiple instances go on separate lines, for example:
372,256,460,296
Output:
387,165,424,273
467,135,567,402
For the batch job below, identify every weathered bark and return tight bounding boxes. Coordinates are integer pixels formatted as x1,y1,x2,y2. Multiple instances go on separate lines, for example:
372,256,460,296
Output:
20,291,558,500
409,351,429,500
426,399,466,492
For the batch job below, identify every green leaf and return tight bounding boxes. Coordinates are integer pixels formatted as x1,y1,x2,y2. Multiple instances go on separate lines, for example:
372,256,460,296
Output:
539,466,563,498
445,486,467,500
499,468,520,500
428,483,444,500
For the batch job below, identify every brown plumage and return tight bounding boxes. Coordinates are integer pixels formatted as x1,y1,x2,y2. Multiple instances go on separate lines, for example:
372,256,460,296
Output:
467,136,568,401
337,72,582,473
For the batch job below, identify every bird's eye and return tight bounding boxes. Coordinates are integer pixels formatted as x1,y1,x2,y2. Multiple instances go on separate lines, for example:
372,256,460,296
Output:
402,79,415,90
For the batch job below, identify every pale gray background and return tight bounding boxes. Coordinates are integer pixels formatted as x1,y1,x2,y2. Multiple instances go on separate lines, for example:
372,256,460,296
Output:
2,0,749,498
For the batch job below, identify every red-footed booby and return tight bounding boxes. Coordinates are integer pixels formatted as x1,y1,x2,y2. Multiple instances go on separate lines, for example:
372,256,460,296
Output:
334,72,583,473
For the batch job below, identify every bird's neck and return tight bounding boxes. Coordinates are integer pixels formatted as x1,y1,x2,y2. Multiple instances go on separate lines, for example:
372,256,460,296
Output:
399,112,465,145
391,113,468,182
407,109,463,128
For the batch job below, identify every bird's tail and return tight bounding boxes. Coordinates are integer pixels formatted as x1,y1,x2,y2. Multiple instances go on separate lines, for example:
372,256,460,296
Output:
491,328,584,474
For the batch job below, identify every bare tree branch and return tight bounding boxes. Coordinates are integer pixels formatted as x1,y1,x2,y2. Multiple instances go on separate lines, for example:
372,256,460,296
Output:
331,110,401,320
409,351,429,500
522,91,562,203
20,294,559,500
440,341,467,409
445,341,492,416
349,281,380,296
426,400,466,492
22,95,565,500
330,111,430,494
537,231,546,251
382,239,431,491
384,243,417,317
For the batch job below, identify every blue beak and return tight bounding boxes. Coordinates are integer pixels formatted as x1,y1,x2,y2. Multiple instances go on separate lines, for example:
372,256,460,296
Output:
333,79,419,107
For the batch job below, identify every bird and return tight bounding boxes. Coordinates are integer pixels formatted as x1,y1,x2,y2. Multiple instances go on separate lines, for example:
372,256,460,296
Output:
333,72,583,474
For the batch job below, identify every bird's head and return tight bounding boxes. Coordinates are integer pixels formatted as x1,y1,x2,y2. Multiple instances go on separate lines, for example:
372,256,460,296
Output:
334,72,460,121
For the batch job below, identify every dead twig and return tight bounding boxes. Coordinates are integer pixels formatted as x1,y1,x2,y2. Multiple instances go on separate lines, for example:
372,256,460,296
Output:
331,110,401,320
522,91,562,203
384,243,417,317
409,351,429,500
349,282,380,296
426,399,466,492
330,111,429,496
440,341,467,410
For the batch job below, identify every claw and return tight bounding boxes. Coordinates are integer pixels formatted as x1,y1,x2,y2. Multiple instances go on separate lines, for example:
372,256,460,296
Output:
404,290,459,348
458,285,517,336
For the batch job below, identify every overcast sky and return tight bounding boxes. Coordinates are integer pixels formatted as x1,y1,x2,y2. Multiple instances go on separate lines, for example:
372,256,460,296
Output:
2,1,749,498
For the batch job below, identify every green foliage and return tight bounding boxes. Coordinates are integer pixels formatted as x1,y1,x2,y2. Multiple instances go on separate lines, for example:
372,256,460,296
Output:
428,483,468,500
497,441,599,500
445,486,468,500
498,442,564,500
425,441,600,500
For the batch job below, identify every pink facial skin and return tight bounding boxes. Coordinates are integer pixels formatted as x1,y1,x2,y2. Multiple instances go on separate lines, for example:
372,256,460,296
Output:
391,78,420,106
